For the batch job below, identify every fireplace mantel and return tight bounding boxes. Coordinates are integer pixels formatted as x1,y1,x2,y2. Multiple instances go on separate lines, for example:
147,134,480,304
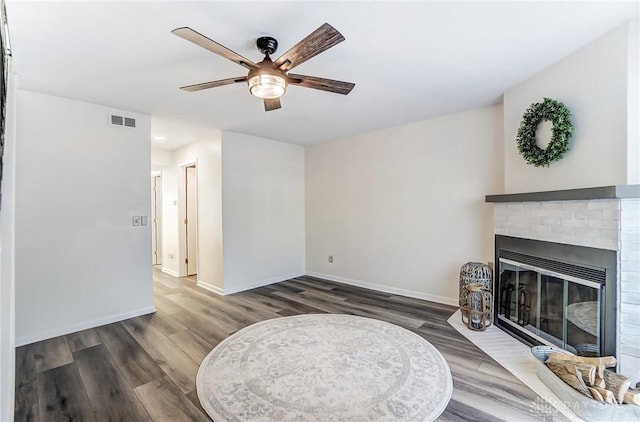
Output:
485,184,640,203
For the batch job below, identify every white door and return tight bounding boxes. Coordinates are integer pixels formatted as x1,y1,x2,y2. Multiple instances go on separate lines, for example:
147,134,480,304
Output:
185,165,198,276
152,175,162,265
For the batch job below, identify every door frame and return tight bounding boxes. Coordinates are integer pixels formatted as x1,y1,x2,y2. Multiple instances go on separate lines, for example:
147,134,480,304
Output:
177,160,198,277
151,172,162,266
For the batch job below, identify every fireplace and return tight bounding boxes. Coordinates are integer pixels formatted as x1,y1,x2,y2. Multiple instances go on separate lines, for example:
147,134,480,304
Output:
485,184,640,383
494,235,616,358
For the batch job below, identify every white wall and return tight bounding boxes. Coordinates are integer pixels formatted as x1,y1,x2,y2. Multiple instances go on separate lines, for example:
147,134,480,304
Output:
305,105,504,304
151,148,173,168
504,20,637,193
172,138,224,292
15,91,154,345
627,19,639,185
221,131,305,294
0,70,17,422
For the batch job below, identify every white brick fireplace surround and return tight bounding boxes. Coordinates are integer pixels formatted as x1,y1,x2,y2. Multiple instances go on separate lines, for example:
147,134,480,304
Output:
486,185,640,384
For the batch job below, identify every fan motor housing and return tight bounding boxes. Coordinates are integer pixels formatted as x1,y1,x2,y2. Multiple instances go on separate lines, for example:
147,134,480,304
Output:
257,36,278,56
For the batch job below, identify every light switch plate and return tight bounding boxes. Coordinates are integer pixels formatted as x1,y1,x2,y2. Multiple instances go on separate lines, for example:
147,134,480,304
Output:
132,216,140,226
141,216,148,226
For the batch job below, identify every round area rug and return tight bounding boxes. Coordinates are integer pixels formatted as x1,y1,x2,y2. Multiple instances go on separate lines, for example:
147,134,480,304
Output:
197,314,453,421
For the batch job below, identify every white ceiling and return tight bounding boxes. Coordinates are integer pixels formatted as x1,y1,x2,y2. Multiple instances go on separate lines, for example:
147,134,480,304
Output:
6,1,638,149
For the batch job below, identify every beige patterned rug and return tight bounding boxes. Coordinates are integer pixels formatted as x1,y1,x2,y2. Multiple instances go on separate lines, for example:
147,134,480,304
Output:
197,314,453,421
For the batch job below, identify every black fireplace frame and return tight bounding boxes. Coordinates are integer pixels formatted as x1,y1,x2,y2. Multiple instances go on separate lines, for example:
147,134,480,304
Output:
494,235,617,359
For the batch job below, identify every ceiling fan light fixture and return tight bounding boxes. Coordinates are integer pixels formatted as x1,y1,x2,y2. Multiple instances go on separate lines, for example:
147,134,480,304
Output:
172,24,354,111
248,73,287,99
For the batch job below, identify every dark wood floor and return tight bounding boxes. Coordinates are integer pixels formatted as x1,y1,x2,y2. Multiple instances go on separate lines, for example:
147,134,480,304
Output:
14,268,564,421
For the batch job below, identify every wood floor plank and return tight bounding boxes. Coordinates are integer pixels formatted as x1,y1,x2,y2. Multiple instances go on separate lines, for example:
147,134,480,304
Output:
96,322,165,388
183,290,272,328
388,293,458,312
291,276,339,291
328,298,422,326
154,272,183,289
438,399,504,422
271,289,349,314
342,290,452,321
170,310,232,347
186,389,211,420
450,386,549,422
121,317,199,394
221,294,287,320
242,291,326,315
134,376,210,422
225,292,285,314
74,344,151,421
324,283,395,301
153,282,174,297
144,310,189,337
164,292,244,334
281,279,349,300
33,336,73,373
66,328,101,352
277,308,305,317
14,344,39,422
169,330,215,364
264,282,306,295
276,288,427,329
298,286,350,302
36,363,96,422
153,294,186,315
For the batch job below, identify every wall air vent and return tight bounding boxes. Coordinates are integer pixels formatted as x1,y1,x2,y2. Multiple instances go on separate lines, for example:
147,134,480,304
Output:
110,115,123,126
109,113,136,129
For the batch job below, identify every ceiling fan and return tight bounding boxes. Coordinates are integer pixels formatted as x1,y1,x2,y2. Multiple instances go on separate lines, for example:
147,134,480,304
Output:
172,23,355,111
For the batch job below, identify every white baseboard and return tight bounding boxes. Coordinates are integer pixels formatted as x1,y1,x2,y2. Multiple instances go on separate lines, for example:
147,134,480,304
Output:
223,272,305,295
161,267,179,277
197,279,224,296
15,306,157,347
305,272,458,307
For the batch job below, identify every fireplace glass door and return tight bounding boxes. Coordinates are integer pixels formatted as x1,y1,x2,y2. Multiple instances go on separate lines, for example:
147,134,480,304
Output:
498,258,603,356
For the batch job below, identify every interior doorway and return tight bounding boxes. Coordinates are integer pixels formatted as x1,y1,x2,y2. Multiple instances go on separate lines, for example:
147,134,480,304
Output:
185,165,198,276
151,174,162,265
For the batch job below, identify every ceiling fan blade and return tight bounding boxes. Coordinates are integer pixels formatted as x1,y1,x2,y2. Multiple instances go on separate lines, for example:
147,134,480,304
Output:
287,74,355,95
172,27,258,71
274,23,345,72
179,76,248,92
264,98,281,111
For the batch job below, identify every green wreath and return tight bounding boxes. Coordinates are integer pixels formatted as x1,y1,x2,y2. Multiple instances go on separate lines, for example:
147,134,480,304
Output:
516,97,574,167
